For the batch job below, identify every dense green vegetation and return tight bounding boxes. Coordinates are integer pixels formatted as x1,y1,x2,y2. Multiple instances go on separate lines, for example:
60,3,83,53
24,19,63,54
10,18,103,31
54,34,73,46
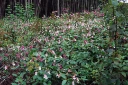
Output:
0,0,128,85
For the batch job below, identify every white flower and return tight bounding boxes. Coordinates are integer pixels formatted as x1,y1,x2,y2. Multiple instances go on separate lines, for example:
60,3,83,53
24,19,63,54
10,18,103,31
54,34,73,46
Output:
5,65,8,70
55,31,59,36
72,81,75,85
39,66,41,70
35,72,38,75
81,23,85,26
51,50,56,55
38,39,42,42
45,53,48,57
48,43,51,46
73,75,76,80
87,32,91,37
47,71,50,74
0,47,3,51
56,74,60,78
58,40,61,44
16,46,20,49
76,78,79,83
68,25,71,29
44,74,48,79
12,62,15,66
118,0,128,3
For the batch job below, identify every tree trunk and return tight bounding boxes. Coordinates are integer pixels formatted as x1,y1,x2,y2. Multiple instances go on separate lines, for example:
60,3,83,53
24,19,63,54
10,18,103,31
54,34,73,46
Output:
0,0,101,18
57,0,60,16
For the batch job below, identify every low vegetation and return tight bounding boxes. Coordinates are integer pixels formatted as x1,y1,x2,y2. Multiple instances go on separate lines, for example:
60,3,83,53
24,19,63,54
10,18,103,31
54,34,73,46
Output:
0,0,128,85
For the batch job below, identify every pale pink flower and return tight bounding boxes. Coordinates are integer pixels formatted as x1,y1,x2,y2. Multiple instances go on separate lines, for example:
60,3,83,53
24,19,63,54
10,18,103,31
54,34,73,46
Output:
5,65,8,70
47,71,50,74
16,53,21,58
59,48,63,52
81,23,85,26
25,52,29,55
68,25,71,29
37,56,43,62
4,53,9,57
52,37,55,40
73,75,76,80
35,72,38,75
56,73,60,78
51,50,56,55
72,81,75,85
0,47,3,51
16,46,20,50
44,74,48,79
62,29,66,33
12,62,15,66
55,31,59,36
0,57,2,61
62,54,67,59
72,74,79,83
87,32,91,37
59,36,62,39
37,39,42,42
59,64,63,69
45,53,48,57
76,78,79,83
73,38,76,42
68,69,72,73
20,45,25,51
44,37,49,42
58,40,61,44
84,40,88,44
99,13,104,17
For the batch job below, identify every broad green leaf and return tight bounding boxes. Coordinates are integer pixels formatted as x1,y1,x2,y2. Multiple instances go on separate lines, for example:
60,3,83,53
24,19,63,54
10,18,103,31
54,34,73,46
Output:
37,76,43,80
116,11,123,17
116,80,121,85
11,83,18,85
43,82,47,85
20,72,26,77
62,80,67,85
124,80,128,85
121,72,126,77
111,0,119,6
22,81,26,85
15,78,20,82
123,66,128,71
32,82,38,85
60,73,66,79
12,74,17,77
33,75,37,80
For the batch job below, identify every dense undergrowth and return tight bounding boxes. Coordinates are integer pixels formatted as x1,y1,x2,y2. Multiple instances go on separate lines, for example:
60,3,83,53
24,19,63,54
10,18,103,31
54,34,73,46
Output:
0,0,128,85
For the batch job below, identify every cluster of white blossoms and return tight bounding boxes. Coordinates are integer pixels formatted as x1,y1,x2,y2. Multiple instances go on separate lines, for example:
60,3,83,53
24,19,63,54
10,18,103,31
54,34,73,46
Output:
118,0,128,3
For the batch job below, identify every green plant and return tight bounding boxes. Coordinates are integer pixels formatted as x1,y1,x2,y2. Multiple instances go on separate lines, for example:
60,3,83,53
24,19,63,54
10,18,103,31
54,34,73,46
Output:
6,3,35,22
0,3,35,46
94,0,128,84
0,3,128,85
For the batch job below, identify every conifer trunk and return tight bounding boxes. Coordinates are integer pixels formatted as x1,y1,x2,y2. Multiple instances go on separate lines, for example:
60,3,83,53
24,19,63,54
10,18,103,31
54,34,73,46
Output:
0,0,101,18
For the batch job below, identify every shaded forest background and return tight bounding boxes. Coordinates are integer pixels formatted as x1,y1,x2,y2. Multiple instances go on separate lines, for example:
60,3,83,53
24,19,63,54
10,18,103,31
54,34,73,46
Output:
0,0,104,18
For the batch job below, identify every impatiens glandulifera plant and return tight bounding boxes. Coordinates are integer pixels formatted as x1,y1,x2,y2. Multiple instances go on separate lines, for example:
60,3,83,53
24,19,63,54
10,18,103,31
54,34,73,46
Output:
95,0,128,84
0,1,128,85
